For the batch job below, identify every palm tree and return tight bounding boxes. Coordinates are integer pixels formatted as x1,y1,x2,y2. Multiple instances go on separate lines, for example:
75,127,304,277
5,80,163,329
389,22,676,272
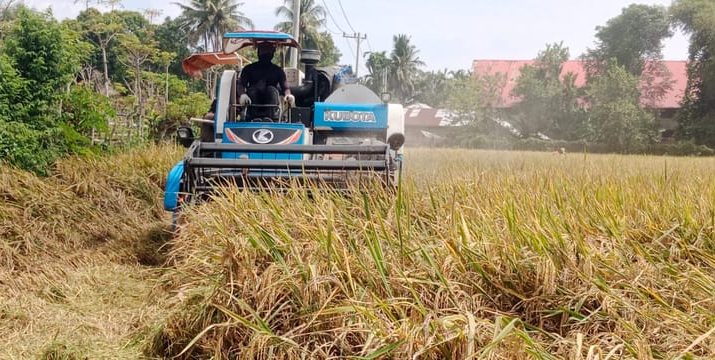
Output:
175,0,254,52
364,51,390,93
389,34,424,103
101,0,123,11
143,8,163,23
74,0,96,11
274,0,326,49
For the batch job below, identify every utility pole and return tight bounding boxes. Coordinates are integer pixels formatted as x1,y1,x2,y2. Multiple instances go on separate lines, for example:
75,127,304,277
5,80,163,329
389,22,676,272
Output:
343,32,367,76
290,0,301,68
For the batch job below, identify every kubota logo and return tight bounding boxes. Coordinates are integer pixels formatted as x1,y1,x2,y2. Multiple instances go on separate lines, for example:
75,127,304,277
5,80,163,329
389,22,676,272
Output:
252,129,274,144
324,111,376,123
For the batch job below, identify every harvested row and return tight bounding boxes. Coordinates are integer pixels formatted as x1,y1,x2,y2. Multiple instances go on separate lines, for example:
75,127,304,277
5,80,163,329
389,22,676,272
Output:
0,145,181,358
0,146,181,271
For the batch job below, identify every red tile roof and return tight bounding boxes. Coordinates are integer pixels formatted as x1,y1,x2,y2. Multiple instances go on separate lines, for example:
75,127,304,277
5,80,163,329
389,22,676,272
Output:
472,60,688,109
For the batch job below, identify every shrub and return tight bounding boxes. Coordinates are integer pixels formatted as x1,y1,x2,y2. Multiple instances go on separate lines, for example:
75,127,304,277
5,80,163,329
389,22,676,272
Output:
0,120,63,175
61,85,115,134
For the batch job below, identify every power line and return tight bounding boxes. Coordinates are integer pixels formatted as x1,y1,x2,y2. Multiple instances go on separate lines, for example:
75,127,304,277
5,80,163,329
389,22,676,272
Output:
366,37,374,53
324,23,341,35
344,32,367,76
321,0,365,74
321,0,347,34
337,0,357,33
343,37,356,60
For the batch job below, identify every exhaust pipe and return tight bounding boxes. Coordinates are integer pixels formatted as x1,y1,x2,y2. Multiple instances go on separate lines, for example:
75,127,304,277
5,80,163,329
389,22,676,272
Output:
290,49,322,102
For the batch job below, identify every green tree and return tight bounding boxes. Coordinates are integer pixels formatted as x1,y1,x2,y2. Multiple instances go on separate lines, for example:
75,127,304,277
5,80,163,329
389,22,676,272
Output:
275,0,326,48
118,33,158,136
364,51,391,94
586,61,657,150
154,51,176,117
671,0,715,147
61,84,115,134
0,54,29,122
73,10,153,85
0,121,64,175
4,9,87,126
315,31,340,66
176,0,254,52
0,0,18,22
0,8,94,173
115,9,153,36
413,69,449,108
512,42,584,139
157,90,210,139
156,16,192,77
583,4,672,76
274,0,325,48
389,34,424,103
274,0,340,67
76,9,124,95
445,71,505,131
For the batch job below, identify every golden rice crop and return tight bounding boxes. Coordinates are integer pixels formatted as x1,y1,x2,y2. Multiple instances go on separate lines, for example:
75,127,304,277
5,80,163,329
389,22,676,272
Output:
146,149,715,359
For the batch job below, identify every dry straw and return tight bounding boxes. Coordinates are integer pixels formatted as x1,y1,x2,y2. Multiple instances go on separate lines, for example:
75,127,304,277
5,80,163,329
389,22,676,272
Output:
1,145,181,358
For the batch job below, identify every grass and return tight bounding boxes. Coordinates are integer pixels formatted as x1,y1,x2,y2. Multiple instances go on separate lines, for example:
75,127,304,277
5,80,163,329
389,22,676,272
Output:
145,149,715,359
2,147,714,359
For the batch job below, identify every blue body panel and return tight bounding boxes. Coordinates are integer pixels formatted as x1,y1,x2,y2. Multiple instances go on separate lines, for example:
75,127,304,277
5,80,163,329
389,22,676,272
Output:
314,103,388,130
163,161,184,211
222,122,306,160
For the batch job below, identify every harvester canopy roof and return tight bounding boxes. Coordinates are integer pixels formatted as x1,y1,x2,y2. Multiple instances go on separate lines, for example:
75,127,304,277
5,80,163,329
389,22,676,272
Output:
181,52,247,78
181,31,299,78
223,31,300,54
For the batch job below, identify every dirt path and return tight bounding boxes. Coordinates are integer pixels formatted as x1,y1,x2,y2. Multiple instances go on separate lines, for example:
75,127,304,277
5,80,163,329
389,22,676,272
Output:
0,147,183,359
0,243,172,359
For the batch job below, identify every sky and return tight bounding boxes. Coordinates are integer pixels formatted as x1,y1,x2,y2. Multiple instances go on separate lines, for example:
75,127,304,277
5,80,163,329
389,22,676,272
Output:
25,0,690,75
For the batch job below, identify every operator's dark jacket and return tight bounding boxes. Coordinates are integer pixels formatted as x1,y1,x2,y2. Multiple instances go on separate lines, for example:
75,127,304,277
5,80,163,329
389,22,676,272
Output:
208,60,288,113
239,60,289,95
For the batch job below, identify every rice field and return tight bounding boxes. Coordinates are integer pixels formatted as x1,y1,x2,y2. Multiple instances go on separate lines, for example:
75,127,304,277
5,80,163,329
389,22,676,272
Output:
1,147,714,359
149,149,715,359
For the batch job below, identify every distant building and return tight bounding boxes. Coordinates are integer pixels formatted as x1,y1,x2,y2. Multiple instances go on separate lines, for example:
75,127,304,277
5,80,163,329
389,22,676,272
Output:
471,60,688,132
403,60,689,145
403,103,454,146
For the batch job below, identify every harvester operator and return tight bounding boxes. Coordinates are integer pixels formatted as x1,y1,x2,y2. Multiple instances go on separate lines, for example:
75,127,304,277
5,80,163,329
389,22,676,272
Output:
238,42,295,109
201,42,295,140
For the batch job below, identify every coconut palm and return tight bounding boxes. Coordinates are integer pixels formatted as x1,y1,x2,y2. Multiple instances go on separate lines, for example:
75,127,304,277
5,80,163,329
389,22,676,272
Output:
101,0,123,11
74,0,95,11
364,51,391,93
274,0,326,48
175,0,254,52
389,34,424,103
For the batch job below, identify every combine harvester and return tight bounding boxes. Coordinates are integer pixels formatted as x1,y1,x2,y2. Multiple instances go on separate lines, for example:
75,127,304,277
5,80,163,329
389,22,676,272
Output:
164,31,405,212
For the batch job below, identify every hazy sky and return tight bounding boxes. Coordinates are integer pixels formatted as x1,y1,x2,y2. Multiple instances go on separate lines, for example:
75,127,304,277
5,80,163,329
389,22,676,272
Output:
25,0,690,74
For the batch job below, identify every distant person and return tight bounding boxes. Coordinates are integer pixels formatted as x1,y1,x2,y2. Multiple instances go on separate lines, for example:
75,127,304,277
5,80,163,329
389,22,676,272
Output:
239,42,295,112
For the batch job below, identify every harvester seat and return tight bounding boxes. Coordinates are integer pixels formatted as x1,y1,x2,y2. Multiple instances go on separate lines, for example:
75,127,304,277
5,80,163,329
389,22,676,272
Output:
243,84,281,122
